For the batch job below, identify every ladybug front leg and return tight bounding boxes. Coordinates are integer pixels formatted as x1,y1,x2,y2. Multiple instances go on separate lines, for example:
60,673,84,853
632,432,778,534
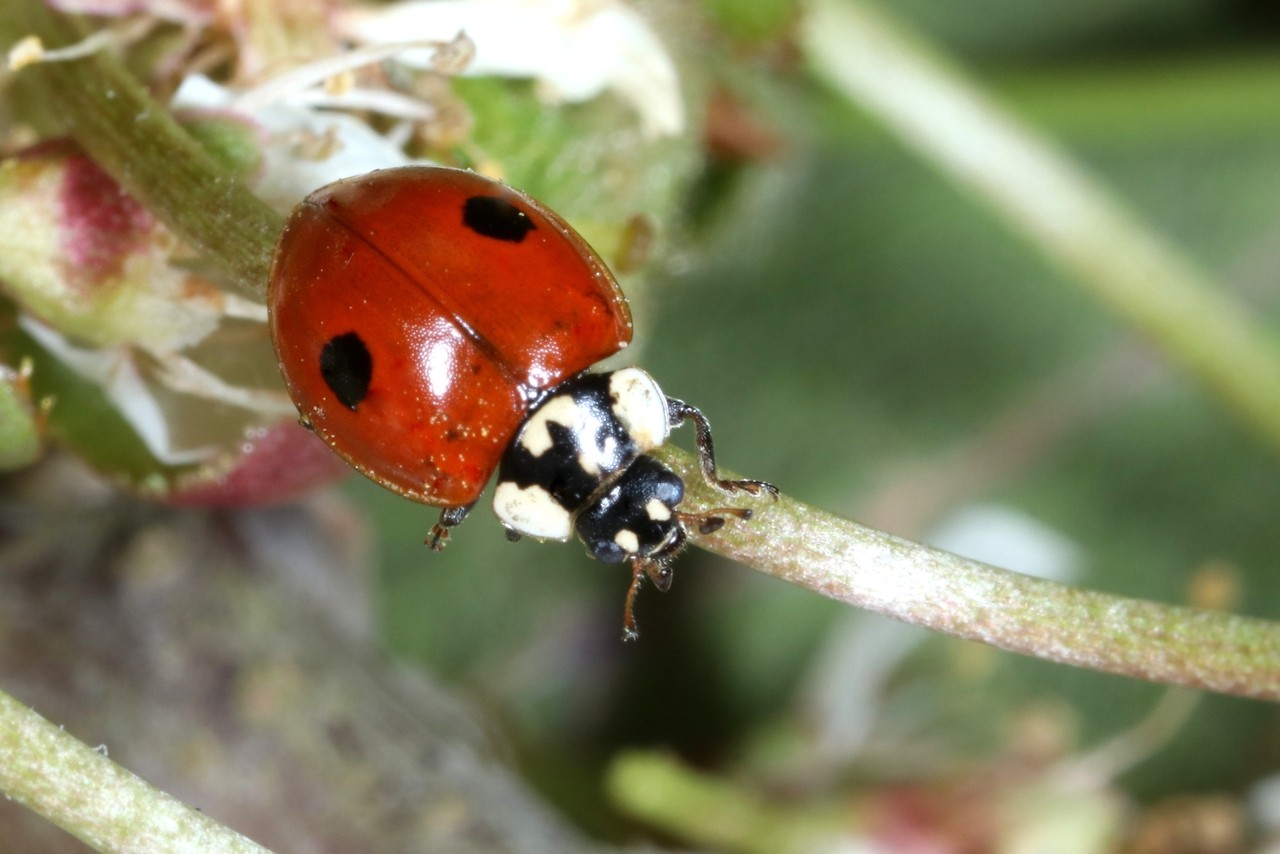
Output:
427,503,475,551
665,398,780,499
621,557,676,642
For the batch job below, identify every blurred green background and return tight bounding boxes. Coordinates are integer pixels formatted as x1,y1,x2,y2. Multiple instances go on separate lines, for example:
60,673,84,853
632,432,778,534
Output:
348,0,1280,844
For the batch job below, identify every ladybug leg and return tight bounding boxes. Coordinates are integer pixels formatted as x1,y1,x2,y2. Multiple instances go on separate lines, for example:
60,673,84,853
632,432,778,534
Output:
677,506,754,535
621,563,645,642
621,557,676,642
427,503,474,551
665,398,779,499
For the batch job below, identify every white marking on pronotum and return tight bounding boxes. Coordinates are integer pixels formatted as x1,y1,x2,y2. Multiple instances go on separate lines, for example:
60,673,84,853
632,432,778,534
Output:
493,481,573,540
516,394,578,457
519,389,625,477
577,436,618,478
608,368,669,452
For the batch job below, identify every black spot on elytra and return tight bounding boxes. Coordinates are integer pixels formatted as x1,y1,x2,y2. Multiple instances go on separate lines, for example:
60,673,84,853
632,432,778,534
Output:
463,195,536,242
320,332,372,410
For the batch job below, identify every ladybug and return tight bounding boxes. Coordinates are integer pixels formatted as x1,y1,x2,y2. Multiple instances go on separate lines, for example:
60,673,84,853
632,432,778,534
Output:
269,166,776,639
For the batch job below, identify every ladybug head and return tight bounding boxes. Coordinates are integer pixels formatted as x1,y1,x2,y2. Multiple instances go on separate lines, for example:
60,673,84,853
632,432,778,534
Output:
575,455,686,565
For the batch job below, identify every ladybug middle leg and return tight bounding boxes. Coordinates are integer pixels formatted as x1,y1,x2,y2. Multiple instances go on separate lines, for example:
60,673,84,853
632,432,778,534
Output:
665,398,780,499
427,503,475,551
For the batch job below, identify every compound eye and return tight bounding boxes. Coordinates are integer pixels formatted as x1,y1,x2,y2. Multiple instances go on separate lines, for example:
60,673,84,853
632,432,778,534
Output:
585,537,628,564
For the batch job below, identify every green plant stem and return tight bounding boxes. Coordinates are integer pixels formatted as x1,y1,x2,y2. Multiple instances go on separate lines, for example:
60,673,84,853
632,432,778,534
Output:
0,690,271,853
676,471,1280,702
607,751,843,854
801,0,1280,458
9,0,281,300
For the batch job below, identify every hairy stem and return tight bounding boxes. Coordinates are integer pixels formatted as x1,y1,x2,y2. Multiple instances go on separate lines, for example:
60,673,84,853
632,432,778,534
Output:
9,0,281,299
663,451,1280,704
0,689,270,853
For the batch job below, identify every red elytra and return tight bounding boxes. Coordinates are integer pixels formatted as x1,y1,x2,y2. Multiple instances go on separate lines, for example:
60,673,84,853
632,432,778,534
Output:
268,166,634,507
